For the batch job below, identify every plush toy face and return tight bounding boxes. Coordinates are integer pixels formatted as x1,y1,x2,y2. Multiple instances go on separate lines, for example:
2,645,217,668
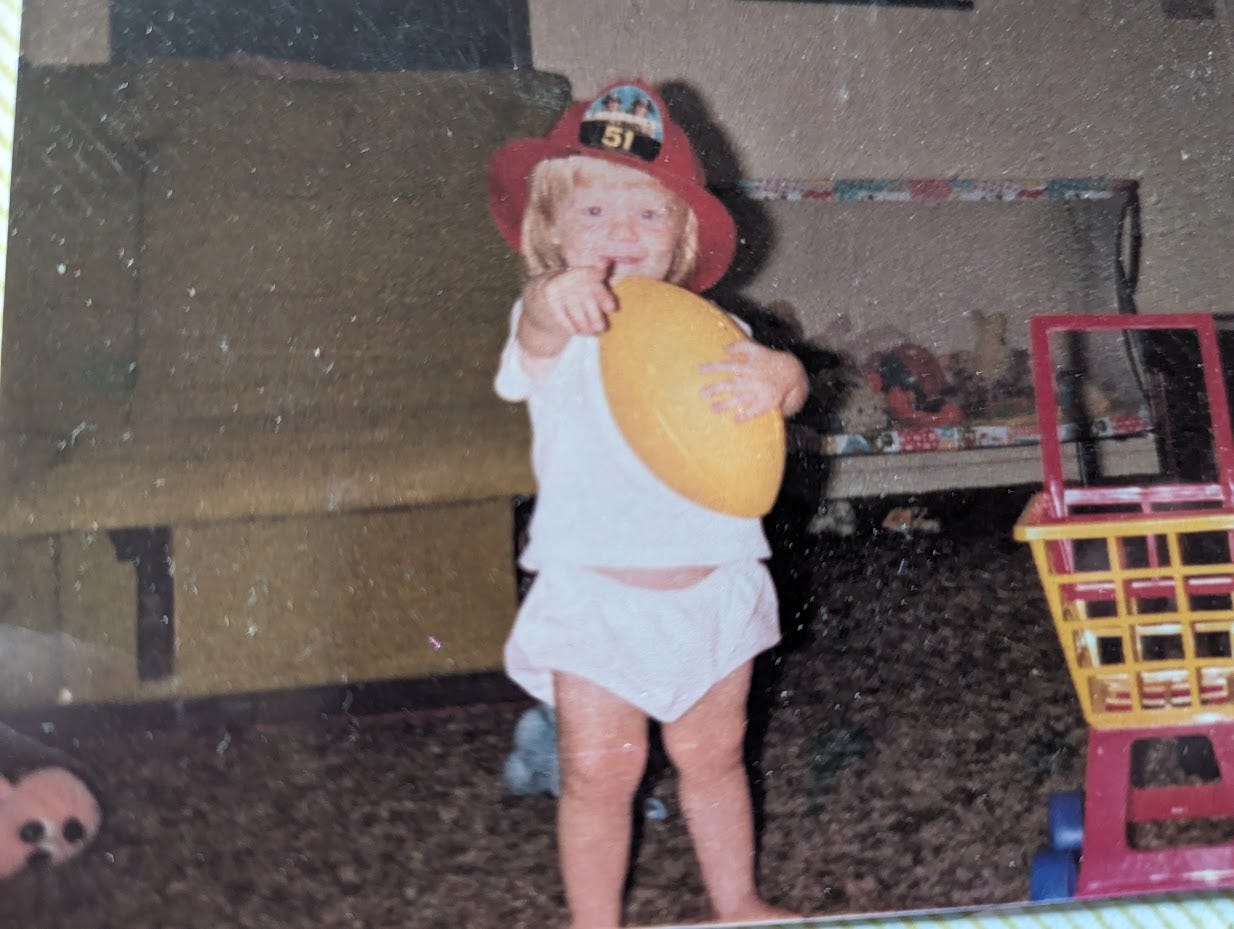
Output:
836,379,889,435
0,768,101,880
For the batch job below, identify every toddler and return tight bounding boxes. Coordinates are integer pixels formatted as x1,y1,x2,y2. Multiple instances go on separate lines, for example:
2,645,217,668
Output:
488,80,807,928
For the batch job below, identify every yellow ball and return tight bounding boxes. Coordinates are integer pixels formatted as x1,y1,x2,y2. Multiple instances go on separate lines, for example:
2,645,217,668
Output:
599,276,786,518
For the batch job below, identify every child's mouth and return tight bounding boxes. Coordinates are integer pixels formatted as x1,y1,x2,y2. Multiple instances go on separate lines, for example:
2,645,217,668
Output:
606,257,646,276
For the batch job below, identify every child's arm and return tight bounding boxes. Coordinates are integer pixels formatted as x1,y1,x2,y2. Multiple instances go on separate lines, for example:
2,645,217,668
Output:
698,340,809,423
515,266,616,382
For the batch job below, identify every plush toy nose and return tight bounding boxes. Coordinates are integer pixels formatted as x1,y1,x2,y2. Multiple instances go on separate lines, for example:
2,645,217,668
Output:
26,849,51,871
63,818,85,843
19,820,44,844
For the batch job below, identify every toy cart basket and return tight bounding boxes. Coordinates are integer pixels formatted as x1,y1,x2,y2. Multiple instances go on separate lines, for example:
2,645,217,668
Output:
1015,313,1234,729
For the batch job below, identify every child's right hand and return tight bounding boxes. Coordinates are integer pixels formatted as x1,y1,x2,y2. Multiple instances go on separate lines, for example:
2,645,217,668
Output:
521,265,617,343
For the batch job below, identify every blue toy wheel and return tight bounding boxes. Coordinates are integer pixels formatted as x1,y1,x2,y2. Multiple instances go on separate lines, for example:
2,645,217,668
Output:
1047,790,1084,852
1030,848,1078,902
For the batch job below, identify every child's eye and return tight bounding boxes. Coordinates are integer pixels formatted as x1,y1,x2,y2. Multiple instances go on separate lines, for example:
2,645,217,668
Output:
585,205,603,217
640,209,661,220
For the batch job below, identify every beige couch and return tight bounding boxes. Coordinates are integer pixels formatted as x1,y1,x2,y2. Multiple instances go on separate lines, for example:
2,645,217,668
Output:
0,62,568,709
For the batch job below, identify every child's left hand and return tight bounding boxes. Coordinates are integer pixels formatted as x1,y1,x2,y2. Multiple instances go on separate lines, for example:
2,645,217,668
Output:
699,341,809,423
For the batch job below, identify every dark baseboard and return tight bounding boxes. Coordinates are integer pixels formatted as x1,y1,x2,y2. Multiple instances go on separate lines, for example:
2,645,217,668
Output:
2,671,530,742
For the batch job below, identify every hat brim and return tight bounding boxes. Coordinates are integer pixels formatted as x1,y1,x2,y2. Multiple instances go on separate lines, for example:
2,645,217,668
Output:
488,132,736,294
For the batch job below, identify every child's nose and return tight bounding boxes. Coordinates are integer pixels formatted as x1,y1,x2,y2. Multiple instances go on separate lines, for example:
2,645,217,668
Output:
607,215,638,241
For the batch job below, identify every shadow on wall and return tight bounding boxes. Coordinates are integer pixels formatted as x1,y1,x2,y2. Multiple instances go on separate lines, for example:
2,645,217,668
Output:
661,81,844,380
659,79,777,294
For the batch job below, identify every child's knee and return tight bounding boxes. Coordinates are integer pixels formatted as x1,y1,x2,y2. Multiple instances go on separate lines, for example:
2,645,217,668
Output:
560,738,647,800
664,723,745,779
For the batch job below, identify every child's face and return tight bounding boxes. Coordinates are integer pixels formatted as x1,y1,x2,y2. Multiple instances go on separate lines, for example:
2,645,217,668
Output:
553,160,685,284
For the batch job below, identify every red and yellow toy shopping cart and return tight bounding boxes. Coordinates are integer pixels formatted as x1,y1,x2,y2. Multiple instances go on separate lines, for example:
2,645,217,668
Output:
1016,312,1234,901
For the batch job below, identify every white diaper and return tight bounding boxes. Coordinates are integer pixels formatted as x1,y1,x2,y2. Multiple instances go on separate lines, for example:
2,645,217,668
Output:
503,561,780,723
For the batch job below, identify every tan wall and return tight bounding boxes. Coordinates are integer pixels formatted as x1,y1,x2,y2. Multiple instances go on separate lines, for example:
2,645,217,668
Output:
529,0,1234,314
736,199,1131,373
21,0,109,65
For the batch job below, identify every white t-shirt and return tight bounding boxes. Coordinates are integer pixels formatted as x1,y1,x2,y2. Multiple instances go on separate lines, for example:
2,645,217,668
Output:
495,300,772,571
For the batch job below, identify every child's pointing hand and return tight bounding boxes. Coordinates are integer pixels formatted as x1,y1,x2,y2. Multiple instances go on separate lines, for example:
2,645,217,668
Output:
523,265,616,339
699,340,809,423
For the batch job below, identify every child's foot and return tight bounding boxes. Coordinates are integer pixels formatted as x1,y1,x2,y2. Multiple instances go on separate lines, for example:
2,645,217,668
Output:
715,897,800,924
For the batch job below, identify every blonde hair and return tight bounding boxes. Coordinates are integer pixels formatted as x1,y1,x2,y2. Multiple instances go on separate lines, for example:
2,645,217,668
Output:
519,156,699,287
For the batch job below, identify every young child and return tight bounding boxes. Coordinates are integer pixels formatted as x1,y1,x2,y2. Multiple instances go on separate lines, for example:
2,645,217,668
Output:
488,79,807,928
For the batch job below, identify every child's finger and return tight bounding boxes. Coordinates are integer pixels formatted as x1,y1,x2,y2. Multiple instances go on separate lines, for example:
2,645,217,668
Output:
698,360,741,377
568,269,616,317
590,271,618,315
724,340,755,359
574,295,608,334
699,343,755,374
595,286,618,316
563,300,598,334
707,390,746,413
584,300,610,333
711,397,763,423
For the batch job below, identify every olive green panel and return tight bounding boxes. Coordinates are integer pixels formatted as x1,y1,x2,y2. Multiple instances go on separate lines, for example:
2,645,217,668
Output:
0,534,62,710
1,62,562,536
171,501,517,698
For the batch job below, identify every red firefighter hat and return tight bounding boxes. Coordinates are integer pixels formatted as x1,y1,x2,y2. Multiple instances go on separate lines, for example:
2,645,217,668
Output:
488,80,736,293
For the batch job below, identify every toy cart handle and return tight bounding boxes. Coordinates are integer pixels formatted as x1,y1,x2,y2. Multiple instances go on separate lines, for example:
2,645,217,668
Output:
1029,313,1234,517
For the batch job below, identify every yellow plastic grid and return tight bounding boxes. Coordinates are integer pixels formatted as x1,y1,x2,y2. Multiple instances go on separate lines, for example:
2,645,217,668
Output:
1016,491,1234,729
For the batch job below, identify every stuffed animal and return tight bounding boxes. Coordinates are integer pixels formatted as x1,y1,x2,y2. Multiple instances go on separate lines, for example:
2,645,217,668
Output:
832,372,890,435
866,344,964,427
504,703,560,797
807,499,858,537
0,723,101,881
970,310,1015,384
956,311,1035,419
1057,375,1114,419
882,506,941,536
939,350,987,418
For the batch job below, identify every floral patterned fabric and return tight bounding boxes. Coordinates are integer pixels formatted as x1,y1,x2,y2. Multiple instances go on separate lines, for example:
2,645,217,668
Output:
799,412,1152,457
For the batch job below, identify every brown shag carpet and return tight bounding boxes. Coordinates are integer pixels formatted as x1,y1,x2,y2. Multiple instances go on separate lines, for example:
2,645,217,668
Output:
0,490,1094,928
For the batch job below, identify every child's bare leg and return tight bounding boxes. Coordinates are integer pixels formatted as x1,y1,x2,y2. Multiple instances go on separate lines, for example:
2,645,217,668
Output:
661,661,797,922
553,671,649,928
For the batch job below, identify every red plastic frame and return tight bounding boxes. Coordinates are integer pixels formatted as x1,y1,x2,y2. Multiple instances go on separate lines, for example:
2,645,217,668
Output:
1027,314,1234,898
1080,724,1234,897
1028,313,1234,517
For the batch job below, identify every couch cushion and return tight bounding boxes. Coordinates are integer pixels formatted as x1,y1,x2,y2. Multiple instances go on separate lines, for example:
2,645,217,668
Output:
0,403,532,535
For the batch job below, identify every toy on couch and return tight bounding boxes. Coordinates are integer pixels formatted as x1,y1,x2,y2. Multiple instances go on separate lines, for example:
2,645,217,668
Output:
865,343,964,427
831,371,890,435
947,310,1034,420
0,722,101,880
970,308,1014,384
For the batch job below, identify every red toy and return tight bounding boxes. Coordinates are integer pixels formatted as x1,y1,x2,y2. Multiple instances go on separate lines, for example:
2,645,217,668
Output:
0,723,101,880
866,344,964,427
1017,313,1234,900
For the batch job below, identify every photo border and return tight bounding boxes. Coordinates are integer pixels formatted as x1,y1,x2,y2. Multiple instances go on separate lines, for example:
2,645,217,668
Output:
0,2,1231,925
